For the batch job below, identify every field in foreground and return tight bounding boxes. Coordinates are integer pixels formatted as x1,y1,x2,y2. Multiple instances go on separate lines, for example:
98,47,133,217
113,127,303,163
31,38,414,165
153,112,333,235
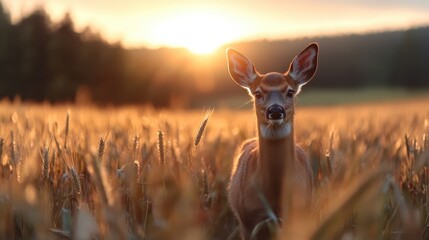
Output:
0,99,428,240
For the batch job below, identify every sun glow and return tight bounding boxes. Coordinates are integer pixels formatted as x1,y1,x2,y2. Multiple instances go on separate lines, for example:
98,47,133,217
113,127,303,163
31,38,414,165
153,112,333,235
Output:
149,9,247,55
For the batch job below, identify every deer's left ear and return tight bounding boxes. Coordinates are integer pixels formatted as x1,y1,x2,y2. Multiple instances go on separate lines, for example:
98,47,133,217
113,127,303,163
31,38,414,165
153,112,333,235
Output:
287,43,319,86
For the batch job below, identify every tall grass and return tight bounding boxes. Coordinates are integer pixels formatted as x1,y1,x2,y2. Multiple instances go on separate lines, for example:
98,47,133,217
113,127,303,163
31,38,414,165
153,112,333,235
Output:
0,100,427,239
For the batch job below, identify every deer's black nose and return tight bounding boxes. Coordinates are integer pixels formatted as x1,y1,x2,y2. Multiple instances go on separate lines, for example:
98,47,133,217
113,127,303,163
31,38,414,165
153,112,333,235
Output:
266,105,285,120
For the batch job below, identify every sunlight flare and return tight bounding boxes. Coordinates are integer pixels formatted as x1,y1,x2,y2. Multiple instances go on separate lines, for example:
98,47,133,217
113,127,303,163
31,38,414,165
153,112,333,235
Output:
149,9,246,54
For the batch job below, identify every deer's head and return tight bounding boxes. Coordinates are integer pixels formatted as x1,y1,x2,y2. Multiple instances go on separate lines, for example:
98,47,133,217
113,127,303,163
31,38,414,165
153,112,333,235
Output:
227,43,319,139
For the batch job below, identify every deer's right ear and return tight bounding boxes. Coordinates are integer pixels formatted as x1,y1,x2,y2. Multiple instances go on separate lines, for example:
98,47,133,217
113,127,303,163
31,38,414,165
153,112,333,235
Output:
226,48,257,89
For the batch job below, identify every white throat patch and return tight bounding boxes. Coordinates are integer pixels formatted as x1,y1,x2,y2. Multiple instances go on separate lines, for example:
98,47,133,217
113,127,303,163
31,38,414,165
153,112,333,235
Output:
259,121,292,140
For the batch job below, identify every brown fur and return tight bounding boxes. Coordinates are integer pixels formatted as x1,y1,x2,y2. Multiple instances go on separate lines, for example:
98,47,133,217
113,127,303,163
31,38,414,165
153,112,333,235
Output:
226,44,318,240
228,130,313,239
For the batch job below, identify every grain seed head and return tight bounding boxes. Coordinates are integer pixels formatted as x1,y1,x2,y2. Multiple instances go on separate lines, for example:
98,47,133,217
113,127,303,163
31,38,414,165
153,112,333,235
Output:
41,147,49,181
70,167,81,195
194,108,213,147
158,130,165,164
98,137,105,160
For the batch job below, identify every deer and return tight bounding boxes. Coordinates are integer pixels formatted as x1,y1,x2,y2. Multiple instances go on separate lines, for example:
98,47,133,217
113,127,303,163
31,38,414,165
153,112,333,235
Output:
226,43,319,240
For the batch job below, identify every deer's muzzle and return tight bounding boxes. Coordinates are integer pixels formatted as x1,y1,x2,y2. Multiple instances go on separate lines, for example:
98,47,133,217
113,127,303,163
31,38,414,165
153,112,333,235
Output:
266,105,286,122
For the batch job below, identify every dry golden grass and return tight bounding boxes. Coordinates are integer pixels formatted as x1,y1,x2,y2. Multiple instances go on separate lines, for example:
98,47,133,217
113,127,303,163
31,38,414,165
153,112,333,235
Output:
0,98,428,240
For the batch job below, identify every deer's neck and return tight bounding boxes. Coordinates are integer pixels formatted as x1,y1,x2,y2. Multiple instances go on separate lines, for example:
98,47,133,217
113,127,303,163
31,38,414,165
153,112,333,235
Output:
257,121,296,186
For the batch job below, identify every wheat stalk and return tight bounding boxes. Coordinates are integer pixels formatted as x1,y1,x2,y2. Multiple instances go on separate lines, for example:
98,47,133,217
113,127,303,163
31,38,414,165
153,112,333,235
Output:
9,130,22,182
133,135,139,161
98,137,105,160
92,157,109,205
0,137,4,163
158,130,165,164
70,167,81,195
41,147,49,181
9,130,16,166
53,134,62,156
194,108,214,147
63,112,70,149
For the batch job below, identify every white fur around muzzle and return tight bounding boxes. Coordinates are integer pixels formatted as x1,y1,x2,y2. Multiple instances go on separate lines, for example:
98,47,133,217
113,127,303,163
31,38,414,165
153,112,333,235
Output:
259,121,291,139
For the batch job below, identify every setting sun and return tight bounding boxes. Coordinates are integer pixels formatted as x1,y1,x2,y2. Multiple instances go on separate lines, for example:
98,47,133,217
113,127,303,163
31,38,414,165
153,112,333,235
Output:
4,0,429,52
148,9,246,54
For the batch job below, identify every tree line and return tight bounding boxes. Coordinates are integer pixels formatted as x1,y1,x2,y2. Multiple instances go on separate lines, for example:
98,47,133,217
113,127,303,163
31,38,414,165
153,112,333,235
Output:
0,5,128,104
0,4,428,107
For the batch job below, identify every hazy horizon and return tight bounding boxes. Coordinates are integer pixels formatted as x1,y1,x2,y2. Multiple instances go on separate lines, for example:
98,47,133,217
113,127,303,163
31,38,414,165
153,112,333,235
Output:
2,0,429,53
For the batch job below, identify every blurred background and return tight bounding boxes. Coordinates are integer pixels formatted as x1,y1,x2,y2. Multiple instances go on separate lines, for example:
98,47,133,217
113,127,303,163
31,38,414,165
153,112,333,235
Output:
0,0,428,108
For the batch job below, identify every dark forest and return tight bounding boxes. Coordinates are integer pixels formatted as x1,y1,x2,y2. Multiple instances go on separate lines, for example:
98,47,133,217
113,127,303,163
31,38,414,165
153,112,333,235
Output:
0,4,428,107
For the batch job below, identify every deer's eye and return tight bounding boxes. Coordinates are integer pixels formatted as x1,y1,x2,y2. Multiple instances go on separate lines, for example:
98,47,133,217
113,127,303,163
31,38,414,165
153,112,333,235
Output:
286,89,295,98
254,91,263,100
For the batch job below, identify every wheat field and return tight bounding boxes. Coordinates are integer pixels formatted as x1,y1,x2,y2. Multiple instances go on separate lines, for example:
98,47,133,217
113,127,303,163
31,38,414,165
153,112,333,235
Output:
0,98,428,240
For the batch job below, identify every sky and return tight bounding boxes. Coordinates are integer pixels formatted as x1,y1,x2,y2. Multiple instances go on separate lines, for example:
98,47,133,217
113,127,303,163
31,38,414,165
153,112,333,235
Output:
2,0,429,54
